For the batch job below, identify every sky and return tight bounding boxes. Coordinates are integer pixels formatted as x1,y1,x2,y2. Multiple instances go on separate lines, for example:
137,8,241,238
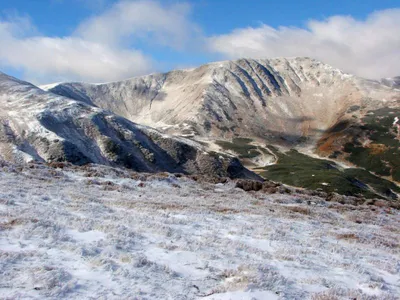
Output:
0,0,399,84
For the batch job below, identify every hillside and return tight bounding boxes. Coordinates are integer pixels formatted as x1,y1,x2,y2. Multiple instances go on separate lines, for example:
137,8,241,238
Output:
0,72,257,179
44,57,399,143
1,162,399,299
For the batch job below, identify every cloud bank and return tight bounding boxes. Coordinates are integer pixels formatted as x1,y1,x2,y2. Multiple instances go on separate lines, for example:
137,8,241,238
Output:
0,1,399,83
76,0,199,49
208,9,400,79
0,0,195,83
0,19,151,83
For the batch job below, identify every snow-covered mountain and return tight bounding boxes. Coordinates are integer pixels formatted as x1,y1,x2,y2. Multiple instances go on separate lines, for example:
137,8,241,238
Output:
0,72,257,179
43,57,399,142
2,57,400,192
42,57,400,187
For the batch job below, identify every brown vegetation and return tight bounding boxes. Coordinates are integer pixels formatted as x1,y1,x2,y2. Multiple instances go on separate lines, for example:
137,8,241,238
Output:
235,179,282,193
368,143,389,155
335,233,359,240
316,131,350,155
285,206,312,215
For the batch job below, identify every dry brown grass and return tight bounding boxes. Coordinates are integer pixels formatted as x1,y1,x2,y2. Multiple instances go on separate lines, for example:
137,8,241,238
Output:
153,202,186,211
383,225,399,233
210,206,242,214
84,170,105,178
285,206,312,215
368,143,389,155
147,173,170,180
311,294,339,300
316,131,351,155
101,185,120,191
317,134,343,154
129,172,148,181
335,233,359,240
0,218,26,230
47,161,70,169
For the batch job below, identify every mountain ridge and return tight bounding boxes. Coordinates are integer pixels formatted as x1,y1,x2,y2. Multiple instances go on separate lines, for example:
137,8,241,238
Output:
39,57,400,192
0,71,259,179
43,57,399,143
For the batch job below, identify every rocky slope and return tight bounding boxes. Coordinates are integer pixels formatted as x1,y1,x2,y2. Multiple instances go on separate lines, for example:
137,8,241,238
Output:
0,72,258,179
381,76,400,89
44,57,399,144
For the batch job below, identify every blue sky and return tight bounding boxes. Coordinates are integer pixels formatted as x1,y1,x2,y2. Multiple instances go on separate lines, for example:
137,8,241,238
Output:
0,0,399,83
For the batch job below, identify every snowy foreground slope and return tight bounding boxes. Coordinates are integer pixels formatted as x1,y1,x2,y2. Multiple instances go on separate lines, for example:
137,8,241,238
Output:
0,163,399,299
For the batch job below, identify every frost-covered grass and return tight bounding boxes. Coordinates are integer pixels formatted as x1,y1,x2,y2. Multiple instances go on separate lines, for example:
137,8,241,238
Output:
0,163,399,299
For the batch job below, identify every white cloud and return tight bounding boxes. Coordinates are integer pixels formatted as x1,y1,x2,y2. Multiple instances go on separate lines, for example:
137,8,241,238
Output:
0,30,151,84
0,0,197,84
208,9,400,79
76,0,199,49
1,4,399,83
0,23,152,83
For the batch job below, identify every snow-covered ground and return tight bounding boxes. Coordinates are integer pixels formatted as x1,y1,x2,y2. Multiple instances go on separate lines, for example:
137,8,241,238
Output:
0,163,399,299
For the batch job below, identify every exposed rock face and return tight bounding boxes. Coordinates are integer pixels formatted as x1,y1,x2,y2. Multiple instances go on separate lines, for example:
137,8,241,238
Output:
381,76,400,89
0,72,259,179
44,57,399,144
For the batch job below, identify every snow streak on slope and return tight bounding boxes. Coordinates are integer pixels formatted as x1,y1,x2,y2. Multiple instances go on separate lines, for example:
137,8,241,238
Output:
0,163,399,299
44,57,400,141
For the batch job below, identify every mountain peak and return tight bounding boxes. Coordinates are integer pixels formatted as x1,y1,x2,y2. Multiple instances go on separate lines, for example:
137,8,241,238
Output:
42,56,376,141
39,57,346,88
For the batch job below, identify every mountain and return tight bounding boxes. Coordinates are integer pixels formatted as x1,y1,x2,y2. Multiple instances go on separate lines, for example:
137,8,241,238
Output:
43,57,400,189
0,72,258,179
43,57,399,144
3,56,399,199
